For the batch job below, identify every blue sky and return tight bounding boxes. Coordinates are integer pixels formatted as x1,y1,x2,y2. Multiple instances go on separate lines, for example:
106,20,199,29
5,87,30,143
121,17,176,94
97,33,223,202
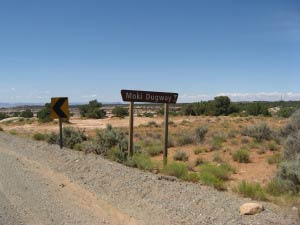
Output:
0,0,299,103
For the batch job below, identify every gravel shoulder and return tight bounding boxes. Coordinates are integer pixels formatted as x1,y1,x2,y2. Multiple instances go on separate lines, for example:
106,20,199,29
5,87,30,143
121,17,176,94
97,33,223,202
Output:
0,132,298,225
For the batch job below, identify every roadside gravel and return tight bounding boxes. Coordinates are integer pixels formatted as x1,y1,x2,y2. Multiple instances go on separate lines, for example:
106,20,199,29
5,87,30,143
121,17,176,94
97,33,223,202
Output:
0,132,298,225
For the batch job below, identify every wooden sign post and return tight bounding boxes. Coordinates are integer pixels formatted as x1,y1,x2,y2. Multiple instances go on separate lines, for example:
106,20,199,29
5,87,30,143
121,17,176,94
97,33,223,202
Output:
121,90,178,165
51,97,69,149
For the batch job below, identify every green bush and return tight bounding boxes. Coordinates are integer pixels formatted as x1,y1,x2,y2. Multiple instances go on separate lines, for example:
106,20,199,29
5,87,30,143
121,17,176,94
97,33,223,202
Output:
132,154,155,171
33,133,46,141
235,181,267,201
195,157,205,166
267,153,281,164
20,109,34,118
37,103,52,123
242,123,272,142
277,107,296,118
0,112,8,120
146,144,162,156
173,150,189,161
195,126,208,143
233,149,250,163
112,107,128,118
194,148,203,155
268,141,279,151
199,163,233,181
183,172,200,183
0,127,3,132
163,162,188,179
210,133,226,150
9,130,17,135
107,147,127,163
199,171,225,190
266,178,296,196
82,124,128,155
246,102,270,117
47,127,87,149
79,100,106,119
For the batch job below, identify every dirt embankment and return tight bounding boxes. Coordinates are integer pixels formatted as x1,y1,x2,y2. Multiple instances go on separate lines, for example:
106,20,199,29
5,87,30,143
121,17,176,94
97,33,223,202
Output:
0,132,298,225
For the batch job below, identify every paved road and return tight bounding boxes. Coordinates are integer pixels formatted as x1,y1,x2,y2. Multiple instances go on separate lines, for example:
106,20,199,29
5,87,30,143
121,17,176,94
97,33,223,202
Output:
0,144,138,225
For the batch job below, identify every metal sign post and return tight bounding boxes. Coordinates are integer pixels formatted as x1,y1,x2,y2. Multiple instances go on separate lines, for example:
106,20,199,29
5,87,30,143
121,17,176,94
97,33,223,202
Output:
129,101,134,156
121,90,178,164
163,103,169,165
51,97,69,149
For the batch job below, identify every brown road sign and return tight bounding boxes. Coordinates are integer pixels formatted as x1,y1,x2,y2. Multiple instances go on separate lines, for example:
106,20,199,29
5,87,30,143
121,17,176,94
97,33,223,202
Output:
51,97,69,119
121,90,178,104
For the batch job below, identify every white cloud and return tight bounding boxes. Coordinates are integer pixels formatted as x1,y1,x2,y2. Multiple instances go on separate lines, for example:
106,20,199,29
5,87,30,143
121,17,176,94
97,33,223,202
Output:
81,94,98,99
179,92,300,102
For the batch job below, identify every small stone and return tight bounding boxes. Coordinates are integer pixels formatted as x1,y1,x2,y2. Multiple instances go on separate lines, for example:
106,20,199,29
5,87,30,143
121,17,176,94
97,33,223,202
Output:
240,203,264,215
292,207,298,211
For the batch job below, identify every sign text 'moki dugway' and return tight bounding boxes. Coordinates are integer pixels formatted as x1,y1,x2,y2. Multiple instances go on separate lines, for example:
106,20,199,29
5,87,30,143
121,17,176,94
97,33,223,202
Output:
121,90,178,104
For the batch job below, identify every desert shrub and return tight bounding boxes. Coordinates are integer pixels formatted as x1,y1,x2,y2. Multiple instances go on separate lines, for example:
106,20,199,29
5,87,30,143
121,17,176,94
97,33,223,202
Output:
47,127,87,149
176,134,194,146
199,163,233,181
143,112,154,118
108,147,127,163
246,102,271,117
112,107,128,118
163,162,188,179
267,153,281,164
235,181,267,200
210,133,226,150
241,137,250,144
213,151,223,163
33,132,46,141
20,109,34,118
233,149,250,163
282,131,300,160
268,141,279,151
173,150,189,161
0,127,3,131
280,110,300,137
195,126,208,143
242,123,272,142
228,129,238,138
230,139,238,145
266,178,297,196
79,100,106,119
37,103,52,123
257,147,266,155
73,143,83,151
277,107,296,118
9,130,17,135
132,154,155,171
248,140,260,149
194,148,203,155
195,157,205,166
147,121,159,127
198,171,225,190
183,172,200,183
83,124,128,155
167,136,175,147
146,144,162,156
0,112,8,120
278,157,300,192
